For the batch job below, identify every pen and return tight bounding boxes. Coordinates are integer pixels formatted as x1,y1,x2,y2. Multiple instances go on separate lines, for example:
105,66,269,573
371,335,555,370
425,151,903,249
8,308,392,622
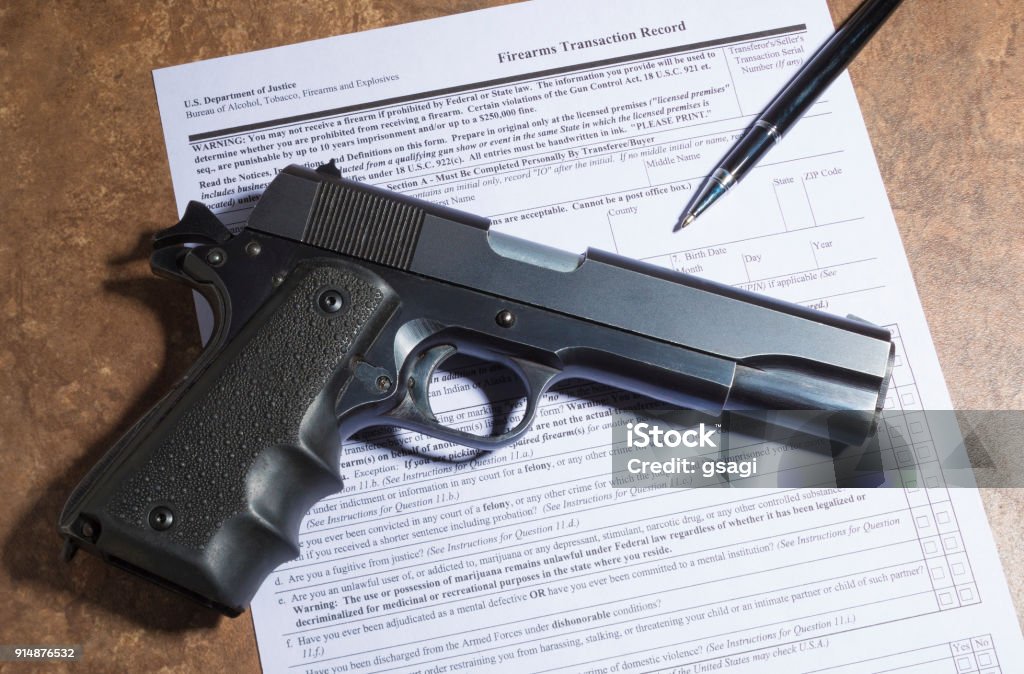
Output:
674,0,905,231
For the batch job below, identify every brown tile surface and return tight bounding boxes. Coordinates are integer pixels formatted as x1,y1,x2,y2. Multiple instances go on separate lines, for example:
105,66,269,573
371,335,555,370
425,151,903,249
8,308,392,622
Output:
0,0,1020,671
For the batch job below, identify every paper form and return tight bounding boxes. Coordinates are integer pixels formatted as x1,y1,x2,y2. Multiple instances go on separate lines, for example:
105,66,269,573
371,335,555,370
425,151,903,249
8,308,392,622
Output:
152,0,1024,671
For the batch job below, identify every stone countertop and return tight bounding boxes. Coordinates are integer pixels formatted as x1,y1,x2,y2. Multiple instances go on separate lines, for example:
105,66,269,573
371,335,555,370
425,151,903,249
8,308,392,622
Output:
1,1,1020,671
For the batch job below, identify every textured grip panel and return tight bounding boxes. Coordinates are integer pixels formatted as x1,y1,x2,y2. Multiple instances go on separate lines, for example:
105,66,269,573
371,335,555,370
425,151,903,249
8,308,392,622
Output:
108,262,384,551
303,180,424,269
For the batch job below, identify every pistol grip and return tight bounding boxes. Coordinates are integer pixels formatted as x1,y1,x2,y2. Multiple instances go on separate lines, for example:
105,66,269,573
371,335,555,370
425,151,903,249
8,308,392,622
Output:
59,258,396,615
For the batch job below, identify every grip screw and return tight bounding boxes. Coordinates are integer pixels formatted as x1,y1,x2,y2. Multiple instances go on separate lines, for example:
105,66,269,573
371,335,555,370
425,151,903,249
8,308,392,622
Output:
318,289,345,313
149,506,175,531
206,248,226,266
495,309,516,328
245,240,262,257
376,375,393,392
81,522,96,538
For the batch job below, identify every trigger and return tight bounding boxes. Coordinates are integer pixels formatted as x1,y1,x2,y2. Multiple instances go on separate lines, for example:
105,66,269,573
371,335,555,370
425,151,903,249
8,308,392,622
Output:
406,345,457,420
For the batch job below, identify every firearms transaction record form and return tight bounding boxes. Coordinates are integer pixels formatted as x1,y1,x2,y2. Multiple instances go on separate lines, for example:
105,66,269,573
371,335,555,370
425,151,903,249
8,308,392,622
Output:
154,0,1023,672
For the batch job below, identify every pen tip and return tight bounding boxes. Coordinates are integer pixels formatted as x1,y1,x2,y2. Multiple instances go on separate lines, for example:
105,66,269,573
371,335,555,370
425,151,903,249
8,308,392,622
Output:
674,214,695,232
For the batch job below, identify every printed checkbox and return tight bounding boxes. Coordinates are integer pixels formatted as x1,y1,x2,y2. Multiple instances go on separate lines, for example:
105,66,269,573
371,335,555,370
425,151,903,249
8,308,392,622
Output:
955,655,974,672
923,540,938,554
905,489,926,504
952,562,966,576
916,515,931,528
936,511,951,524
918,443,934,459
925,476,940,487
897,449,913,464
977,652,993,666
885,397,896,409
901,391,916,405
959,587,976,602
943,535,960,551
894,354,903,366
909,420,924,434
930,565,946,580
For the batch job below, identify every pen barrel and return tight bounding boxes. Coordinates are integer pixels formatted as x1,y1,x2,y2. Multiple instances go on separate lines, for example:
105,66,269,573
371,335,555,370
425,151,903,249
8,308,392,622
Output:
715,127,780,184
761,0,905,130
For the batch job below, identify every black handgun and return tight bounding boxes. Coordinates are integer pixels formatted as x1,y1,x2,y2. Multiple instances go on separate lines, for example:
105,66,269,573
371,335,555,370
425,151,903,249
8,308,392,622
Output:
59,164,893,615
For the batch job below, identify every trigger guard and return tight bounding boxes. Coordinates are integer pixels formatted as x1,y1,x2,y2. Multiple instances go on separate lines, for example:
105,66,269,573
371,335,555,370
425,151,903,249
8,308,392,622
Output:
388,344,559,452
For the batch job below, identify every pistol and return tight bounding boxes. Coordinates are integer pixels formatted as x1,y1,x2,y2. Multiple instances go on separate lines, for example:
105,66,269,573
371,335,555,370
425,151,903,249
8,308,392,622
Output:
59,164,893,615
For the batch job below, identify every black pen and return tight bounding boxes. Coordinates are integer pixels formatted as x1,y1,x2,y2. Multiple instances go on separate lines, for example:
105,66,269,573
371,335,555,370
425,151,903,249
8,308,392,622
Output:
674,0,905,231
